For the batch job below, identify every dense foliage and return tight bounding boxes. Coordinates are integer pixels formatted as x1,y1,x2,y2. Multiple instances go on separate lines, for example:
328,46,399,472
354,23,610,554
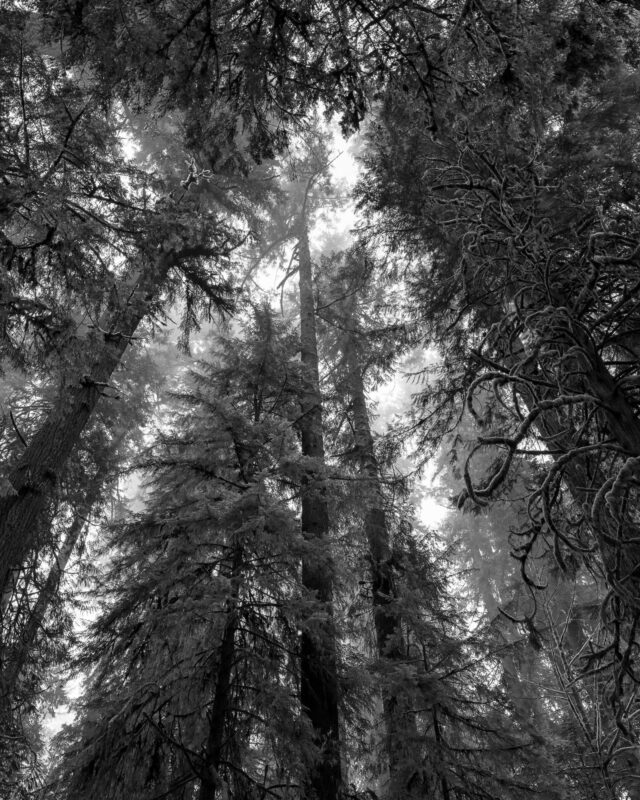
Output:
2,1,640,798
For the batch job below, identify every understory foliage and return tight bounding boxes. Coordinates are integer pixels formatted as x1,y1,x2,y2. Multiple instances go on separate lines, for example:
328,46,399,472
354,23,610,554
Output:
2,0,640,798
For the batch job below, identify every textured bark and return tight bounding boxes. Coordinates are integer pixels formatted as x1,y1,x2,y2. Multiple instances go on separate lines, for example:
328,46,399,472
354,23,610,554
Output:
297,217,342,800
0,457,108,776
346,337,424,799
3,480,100,697
0,252,175,598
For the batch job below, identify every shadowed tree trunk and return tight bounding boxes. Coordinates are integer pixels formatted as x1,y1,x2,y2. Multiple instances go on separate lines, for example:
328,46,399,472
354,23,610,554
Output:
0,490,100,771
0,253,178,602
198,544,243,800
297,214,342,800
345,334,425,799
473,323,640,616
3,478,100,697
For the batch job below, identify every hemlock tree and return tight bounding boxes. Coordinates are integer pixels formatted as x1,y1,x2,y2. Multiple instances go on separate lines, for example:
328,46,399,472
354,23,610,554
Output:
245,126,346,799
48,285,580,800
0,338,166,792
50,308,312,800
434,410,639,798
1,4,246,740
315,245,425,797
357,0,640,742
315,246,581,800
295,174,342,800
2,0,351,762
1,0,381,696
5,0,640,795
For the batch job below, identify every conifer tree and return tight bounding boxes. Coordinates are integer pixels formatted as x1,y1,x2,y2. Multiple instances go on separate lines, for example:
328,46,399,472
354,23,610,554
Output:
1,0,379,654
356,0,640,734
244,124,345,799
6,1,640,793
50,308,311,800
312,245,576,800
314,246,424,797
0,341,161,793
295,182,342,800
433,411,640,798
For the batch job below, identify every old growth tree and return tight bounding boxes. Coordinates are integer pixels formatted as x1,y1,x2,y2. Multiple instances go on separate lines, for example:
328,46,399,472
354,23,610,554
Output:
3,0,640,798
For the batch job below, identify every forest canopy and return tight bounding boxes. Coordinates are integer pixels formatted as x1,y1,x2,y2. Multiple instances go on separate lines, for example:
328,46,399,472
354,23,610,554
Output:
2,1,640,798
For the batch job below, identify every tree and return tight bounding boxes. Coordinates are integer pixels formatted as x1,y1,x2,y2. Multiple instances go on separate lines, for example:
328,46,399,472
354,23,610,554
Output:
357,0,640,734
50,308,313,800
295,178,343,800
7,0,640,793
2,0,344,750
433,409,640,798
2,0,383,625
0,337,167,794
241,124,346,799
313,245,425,797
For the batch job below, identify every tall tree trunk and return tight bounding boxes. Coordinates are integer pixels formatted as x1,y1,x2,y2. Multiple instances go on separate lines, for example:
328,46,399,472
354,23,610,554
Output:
0,444,112,764
0,252,176,599
198,545,243,800
3,481,99,696
297,216,342,800
345,336,424,799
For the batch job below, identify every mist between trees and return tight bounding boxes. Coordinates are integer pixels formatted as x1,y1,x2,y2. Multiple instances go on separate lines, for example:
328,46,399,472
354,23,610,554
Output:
3,1,640,798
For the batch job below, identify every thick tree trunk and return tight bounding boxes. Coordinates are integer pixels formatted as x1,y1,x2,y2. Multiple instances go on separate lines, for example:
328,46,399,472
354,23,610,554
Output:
3,480,100,696
345,337,424,799
0,253,175,599
494,338,640,792
297,218,342,800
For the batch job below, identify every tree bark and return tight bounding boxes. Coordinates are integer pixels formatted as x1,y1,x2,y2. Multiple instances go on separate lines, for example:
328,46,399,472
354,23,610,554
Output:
345,336,425,799
492,324,640,610
3,481,99,697
297,216,342,800
572,326,640,457
0,252,176,599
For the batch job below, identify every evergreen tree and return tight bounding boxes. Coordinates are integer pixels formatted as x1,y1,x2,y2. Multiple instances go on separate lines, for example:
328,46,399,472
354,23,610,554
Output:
313,245,577,799
50,308,311,800
315,245,424,797
0,339,163,794
5,1,640,794
357,0,640,737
